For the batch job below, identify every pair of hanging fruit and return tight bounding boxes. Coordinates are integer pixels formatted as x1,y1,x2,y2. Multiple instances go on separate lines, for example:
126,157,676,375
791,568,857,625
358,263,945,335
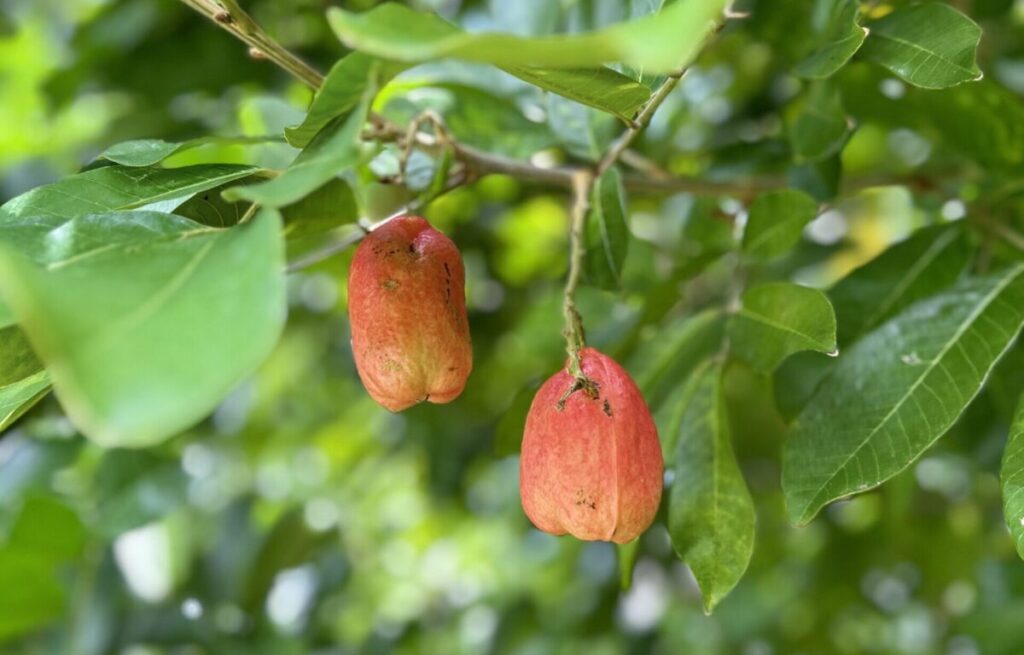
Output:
347,216,662,544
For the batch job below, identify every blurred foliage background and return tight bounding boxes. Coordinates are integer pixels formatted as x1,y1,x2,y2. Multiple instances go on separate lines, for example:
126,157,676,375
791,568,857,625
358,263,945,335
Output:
3,0,1024,654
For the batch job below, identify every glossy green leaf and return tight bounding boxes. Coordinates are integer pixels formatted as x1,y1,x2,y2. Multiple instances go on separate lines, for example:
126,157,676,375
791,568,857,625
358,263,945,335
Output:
728,283,837,372
668,360,755,614
789,81,853,163
323,9,656,122
794,0,867,78
829,224,970,345
0,548,64,641
0,164,259,222
859,3,983,89
0,326,49,433
584,168,629,290
1001,394,1024,560
0,302,12,329
328,1,727,73
0,210,286,447
224,94,371,208
97,136,283,167
784,265,1024,525
286,53,408,148
742,189,820,259
503,65,650,122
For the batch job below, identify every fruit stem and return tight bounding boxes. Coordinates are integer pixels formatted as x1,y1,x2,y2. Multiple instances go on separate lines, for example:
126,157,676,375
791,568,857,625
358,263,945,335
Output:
563,170,594,382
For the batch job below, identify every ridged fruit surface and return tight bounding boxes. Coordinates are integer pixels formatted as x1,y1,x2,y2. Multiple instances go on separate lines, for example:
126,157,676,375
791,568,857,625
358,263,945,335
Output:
520,348,663,543
348,216,472,411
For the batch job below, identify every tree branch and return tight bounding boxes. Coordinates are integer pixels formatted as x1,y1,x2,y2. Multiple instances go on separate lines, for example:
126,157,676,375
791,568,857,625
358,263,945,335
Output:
179,0,324,89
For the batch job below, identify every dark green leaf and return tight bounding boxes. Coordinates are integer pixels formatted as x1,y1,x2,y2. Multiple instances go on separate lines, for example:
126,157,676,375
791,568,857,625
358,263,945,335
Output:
829,224,970,345
504,65,651,122
728,283,837,372
667,360,755,614
631,309,725,410
584,168,629,290
93,453,188,537
494,380,540,457
286,53,408,148
328,1,727,73
794,0,867,78
224,94,371,208
242,509,333,613
742,189,820,259
789,81,853,163
0,164,259,222
0,210,286,447
784,265,1024,525
281,178,359,239
97,136,283,167
1001,394,1024,560
859,3,983,89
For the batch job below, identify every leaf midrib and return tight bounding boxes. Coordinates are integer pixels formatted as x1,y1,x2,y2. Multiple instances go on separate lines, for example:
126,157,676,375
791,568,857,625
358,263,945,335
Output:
801,264,1024,521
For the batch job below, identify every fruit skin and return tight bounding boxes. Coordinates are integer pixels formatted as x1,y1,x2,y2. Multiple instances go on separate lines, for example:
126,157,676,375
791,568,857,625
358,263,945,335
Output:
519,348,663,543
348,215,472,411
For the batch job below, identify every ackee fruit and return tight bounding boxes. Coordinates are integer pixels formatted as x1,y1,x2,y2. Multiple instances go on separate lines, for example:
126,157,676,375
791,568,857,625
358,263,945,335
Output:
348,215,472,412
519,347,663,543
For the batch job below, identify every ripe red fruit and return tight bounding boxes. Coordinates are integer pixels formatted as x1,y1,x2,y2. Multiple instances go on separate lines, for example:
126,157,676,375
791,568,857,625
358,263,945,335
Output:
347,215,472,411
519,348,663,543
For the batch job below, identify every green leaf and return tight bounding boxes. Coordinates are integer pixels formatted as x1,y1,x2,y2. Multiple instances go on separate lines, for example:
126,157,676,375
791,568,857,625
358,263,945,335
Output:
794,0,868,78
631,309,725,410
0,210,286,447
788,81,853,163
97,136,283,167
9,496,85,564
0,164,260,222
617,540,640,589
829,224,970,345
1001,394,1024,560
728,283,838,372
328,1,728,73
93,452,189,537
0,302,12,329
784,265,1024,525
584,168,629,290
503,65,651,123
224,93,371,208
242,509,333,613
0,370,49,434
742,189,820,259
281,178,359,239
494,380,540,457
859,3,983,89
0,548,64,641
0,326,49,433
667,360,755,614
286,52,408,148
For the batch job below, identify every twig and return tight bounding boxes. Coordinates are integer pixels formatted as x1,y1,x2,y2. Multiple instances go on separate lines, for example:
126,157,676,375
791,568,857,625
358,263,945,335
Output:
179,0,323,88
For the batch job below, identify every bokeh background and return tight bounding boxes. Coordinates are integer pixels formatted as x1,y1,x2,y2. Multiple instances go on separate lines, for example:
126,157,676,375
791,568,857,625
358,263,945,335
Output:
3,1,1024,653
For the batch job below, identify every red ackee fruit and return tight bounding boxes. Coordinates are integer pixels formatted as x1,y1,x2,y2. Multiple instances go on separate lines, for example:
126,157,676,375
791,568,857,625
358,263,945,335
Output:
519,348,663,543
347,215,472,412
